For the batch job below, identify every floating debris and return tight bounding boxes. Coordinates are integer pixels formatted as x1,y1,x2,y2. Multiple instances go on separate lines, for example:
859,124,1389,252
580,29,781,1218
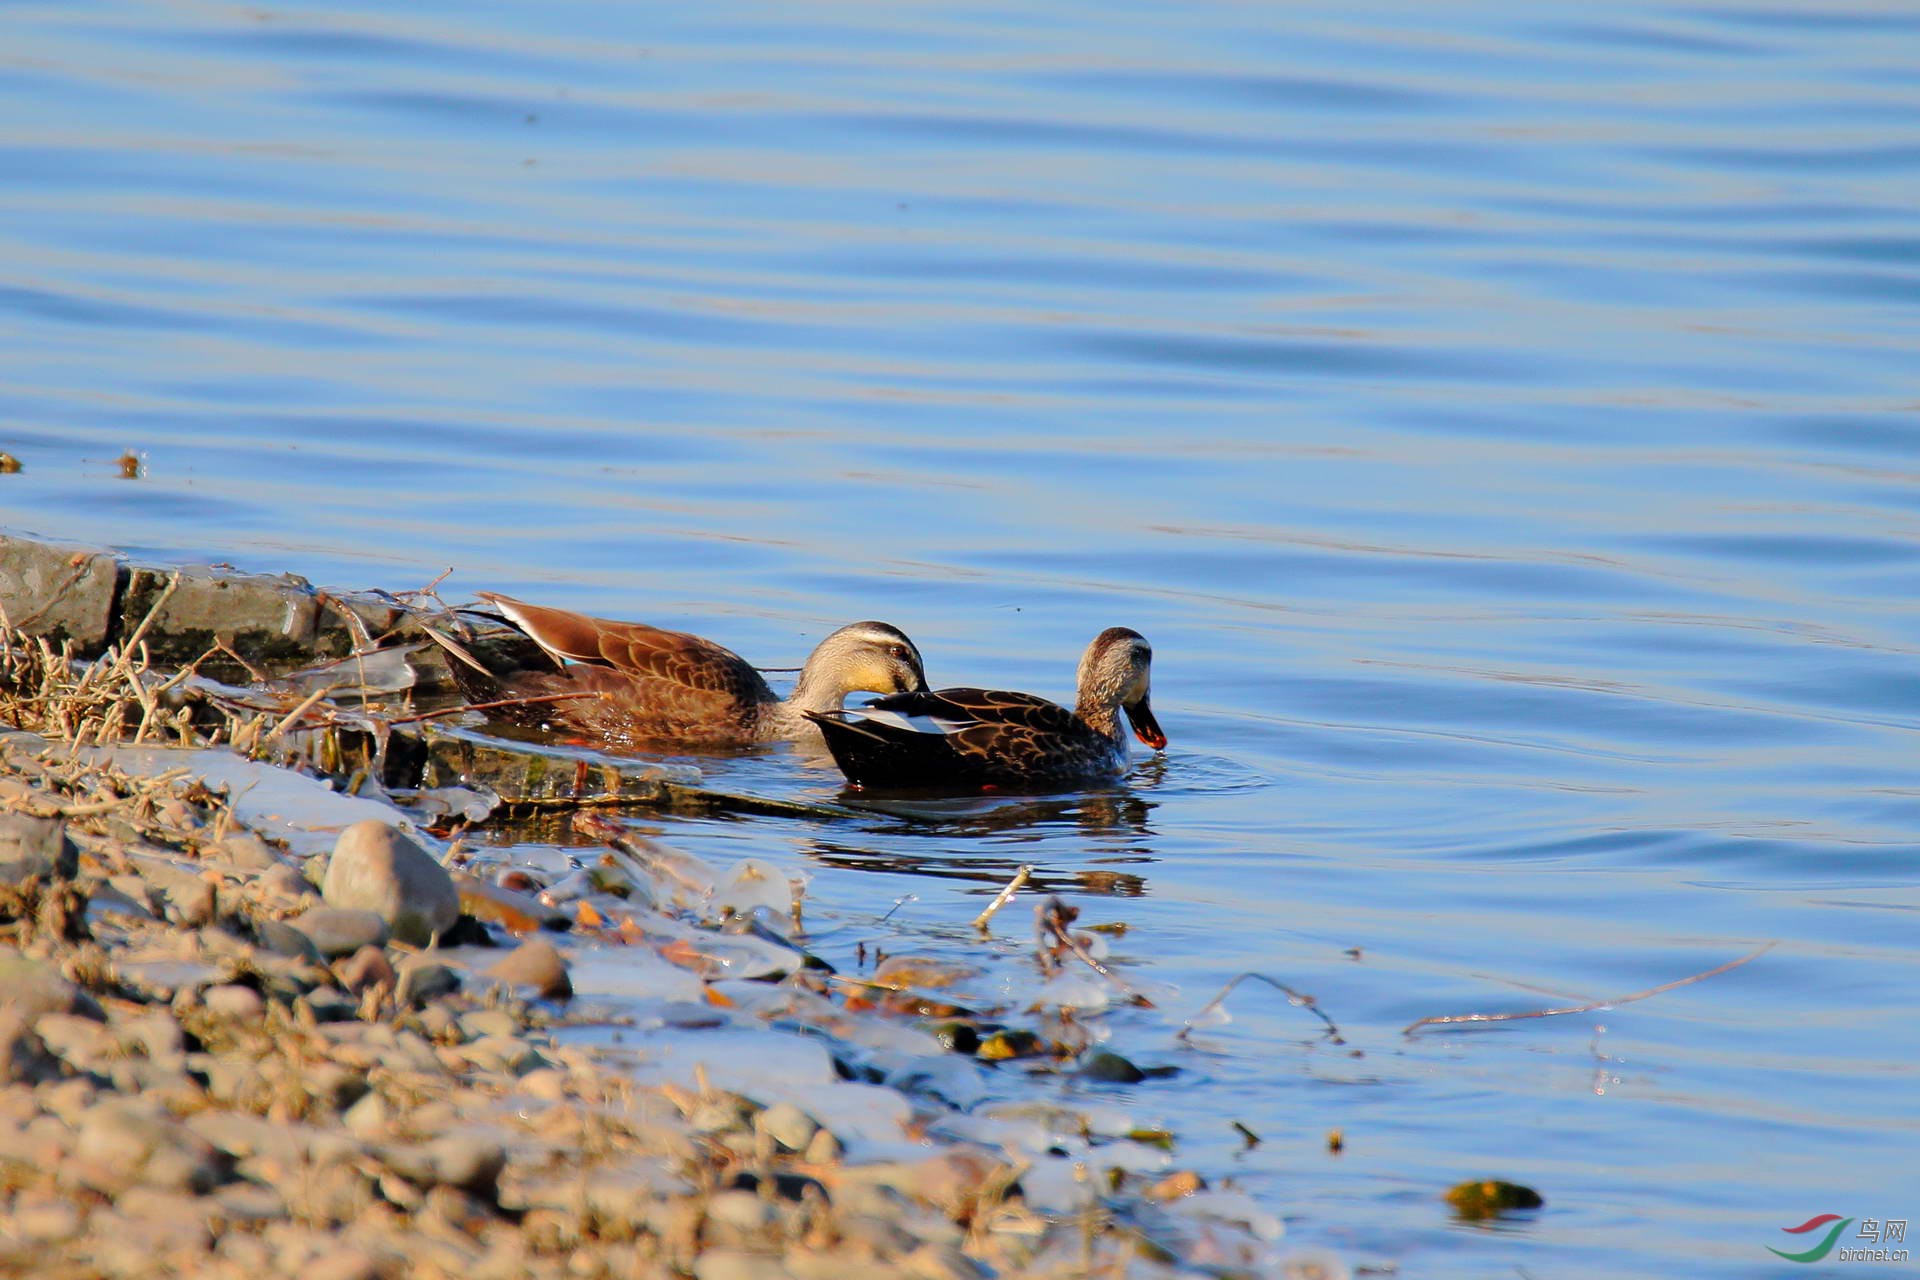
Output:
1445,1178,1545,1221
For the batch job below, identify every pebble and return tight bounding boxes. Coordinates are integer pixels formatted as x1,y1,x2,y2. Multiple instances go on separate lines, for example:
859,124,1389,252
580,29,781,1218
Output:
302,988,358,1023
74,1099,222,1193
0,811,77,884
220,832,282,870
0,1011,58,1086
342,1092,389,1140
255,918,324,963
754,1102,819,1154
487,937,571,999
0,730,1238,1280
1077,1050,1147,1084
457,1009,519,1041
201,984,265,1022
290,906,390,959
11,1194,83,1243
803,1126,843,1165
305,1245,380,1280
395,959,460,1007
321,821,459,946
211,1181,285,1223
694,1250,800,1280
258,861,316,901
706,1189,775,1234
0,948,89,1020
336,945,394,996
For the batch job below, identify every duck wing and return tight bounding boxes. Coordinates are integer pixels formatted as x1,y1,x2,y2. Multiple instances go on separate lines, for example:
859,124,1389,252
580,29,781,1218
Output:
479,593,774,704
810,687,1107,787
465,594,777,744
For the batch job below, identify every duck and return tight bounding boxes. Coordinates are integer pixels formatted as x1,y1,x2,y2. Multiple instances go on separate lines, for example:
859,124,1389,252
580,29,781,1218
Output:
436,592,928,750
804,627,1165,790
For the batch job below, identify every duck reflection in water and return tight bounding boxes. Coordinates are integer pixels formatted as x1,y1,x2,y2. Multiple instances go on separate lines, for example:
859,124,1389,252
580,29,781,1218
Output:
800,780,1159,898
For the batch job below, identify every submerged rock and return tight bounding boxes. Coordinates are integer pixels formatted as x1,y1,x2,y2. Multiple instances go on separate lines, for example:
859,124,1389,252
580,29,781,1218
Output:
321,821,458,946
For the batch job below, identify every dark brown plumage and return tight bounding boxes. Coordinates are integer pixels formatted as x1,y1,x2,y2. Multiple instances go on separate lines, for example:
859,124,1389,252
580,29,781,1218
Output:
805,627,1165,790
439,593,926,750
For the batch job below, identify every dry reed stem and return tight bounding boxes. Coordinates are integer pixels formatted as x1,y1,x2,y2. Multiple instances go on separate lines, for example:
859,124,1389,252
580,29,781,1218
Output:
972,864,1031,934
1402,942,1775,1035
1177,971,1344,1044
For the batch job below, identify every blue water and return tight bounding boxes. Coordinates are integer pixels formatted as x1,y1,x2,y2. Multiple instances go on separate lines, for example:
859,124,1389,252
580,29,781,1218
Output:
4,0,1919,1273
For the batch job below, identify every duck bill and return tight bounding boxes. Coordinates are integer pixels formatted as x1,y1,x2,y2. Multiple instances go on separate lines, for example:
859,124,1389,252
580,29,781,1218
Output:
1124,696,1167,750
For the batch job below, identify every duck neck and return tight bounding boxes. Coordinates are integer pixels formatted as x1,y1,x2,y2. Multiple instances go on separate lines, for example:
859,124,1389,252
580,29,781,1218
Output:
786,662,851,719
1074,689,1127,746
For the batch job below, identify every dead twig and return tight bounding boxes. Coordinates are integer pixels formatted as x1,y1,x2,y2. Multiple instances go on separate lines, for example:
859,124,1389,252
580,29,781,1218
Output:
1177,971,1343,1044
262,682,346,743
972,864,1031,934
1402,943,1775,1035
1036,896,1151,1007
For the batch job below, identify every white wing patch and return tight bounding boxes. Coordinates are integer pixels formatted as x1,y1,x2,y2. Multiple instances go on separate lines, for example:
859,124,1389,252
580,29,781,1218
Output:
853,708,974,736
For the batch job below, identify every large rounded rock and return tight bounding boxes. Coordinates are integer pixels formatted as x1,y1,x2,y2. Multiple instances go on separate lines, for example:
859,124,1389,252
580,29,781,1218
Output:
320,821,458,946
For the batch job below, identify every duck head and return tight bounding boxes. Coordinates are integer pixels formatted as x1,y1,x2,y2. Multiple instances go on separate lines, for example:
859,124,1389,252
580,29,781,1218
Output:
1078,626,1166,750
793,621,928,711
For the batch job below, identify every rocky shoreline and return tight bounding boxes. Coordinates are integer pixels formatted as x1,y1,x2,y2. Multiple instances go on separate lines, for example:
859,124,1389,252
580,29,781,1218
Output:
0,533,1311,1279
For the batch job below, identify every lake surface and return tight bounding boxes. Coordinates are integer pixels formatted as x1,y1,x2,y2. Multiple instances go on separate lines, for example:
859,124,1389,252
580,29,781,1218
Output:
4,0,1919,1273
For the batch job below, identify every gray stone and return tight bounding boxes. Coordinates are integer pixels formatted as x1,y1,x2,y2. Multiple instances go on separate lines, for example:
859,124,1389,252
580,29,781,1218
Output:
425,1133,506,1194
487,936,571,1000
321,821,457,946
10,1194,84,1243
803,1126,842,1165
220,832,283,870
336,944,394,995
202,984,265,1021
115,959,223,1002
0,948,92,1020
463,1034,543,1077
302,988,358,1023
0,534,120,657
212,1180,286,1223
706,1189,775,1233
256,918,325,963
342,1091,389,1140
302,1245,380,1280
116,563,322,681
0,1010,59,1085
129,854,214,925
259,860,317,901
694,1250,799,1280
290,906,389,959
85,880,156,922
902,1243,986,1280
754,1102,819,1154
74,1098,223,1193
114,1012,185,1060
395,959,460,1008
36,1014,111,1072
457,1009,519,1041
382,1132,506,1195
0,812,77,884
1077,1050,1146,1084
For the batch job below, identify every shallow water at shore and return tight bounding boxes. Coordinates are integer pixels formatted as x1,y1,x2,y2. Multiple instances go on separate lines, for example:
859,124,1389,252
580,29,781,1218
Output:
5,0,1920,1273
